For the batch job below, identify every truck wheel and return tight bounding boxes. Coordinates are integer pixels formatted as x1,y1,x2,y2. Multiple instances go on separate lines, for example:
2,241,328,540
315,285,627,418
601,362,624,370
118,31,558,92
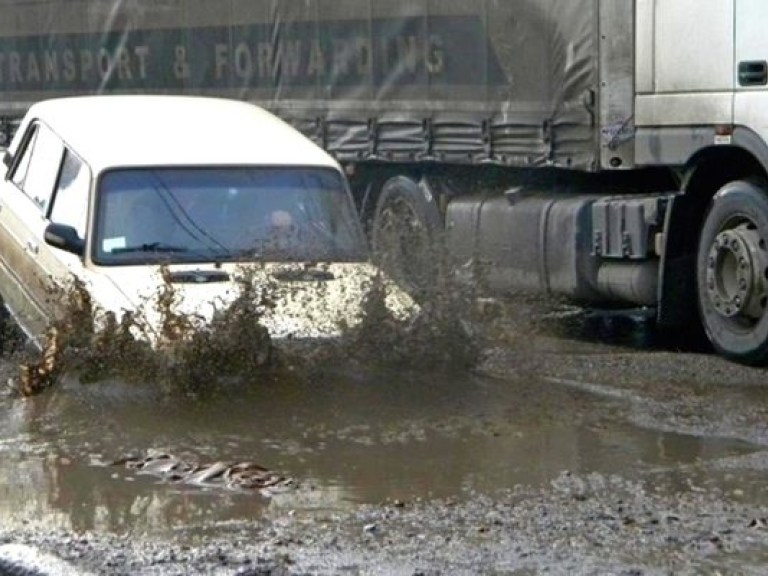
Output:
371,175,442,298
696,180,768,364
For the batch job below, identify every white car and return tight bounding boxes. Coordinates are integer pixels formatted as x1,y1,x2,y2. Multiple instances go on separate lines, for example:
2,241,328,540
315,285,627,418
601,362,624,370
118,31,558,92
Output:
0,95,413,348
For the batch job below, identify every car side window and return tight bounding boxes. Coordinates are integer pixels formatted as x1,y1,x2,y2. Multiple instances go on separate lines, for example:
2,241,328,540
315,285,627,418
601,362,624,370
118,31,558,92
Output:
49,149,91,238
10,124,38,190
10,122,64,213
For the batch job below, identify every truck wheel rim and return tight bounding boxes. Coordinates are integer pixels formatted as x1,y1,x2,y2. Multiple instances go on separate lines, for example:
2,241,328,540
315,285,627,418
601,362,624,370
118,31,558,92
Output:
705,223,768,323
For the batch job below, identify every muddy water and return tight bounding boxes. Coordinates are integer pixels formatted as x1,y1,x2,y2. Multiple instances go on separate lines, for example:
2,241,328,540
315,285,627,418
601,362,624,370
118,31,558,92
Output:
0,358,760,541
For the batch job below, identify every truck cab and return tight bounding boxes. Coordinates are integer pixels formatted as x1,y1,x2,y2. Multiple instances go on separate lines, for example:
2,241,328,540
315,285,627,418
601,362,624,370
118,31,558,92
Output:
630,0,768,363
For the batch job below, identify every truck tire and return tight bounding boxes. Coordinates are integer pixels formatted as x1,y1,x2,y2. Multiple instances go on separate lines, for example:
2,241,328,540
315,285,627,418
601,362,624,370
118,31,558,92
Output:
696,180,768,364
370,175,442,298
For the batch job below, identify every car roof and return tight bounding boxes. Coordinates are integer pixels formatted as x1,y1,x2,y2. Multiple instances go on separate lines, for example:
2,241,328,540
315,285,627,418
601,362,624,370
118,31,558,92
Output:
20,95,339,173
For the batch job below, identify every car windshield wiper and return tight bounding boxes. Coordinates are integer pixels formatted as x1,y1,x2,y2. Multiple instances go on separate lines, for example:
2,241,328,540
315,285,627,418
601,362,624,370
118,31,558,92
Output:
112,243,190,254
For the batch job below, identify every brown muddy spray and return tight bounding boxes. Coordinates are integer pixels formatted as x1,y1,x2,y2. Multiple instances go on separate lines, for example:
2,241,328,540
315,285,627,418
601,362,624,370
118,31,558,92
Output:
7,259,481,396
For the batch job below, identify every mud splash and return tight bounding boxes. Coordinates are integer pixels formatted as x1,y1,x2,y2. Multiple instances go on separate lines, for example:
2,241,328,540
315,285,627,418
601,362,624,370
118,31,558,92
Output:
7,261,481,396
336,265,481,370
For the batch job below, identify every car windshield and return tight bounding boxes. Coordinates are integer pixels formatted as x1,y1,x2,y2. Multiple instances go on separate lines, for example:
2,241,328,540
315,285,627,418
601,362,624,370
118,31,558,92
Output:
93,167,368,265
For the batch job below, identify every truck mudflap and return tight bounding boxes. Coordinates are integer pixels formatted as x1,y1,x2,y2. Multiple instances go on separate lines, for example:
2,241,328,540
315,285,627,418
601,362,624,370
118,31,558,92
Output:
446,191,676,308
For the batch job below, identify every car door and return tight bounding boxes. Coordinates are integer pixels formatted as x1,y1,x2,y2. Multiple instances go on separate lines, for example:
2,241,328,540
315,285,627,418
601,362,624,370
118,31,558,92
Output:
0,120,67,340
42,146,94,310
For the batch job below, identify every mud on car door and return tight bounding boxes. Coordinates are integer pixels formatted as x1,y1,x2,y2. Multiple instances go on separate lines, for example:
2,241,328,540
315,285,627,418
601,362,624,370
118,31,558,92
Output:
0,121,80,341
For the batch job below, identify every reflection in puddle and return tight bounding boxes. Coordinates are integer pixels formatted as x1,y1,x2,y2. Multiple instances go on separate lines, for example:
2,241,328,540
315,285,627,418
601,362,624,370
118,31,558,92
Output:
0,367,760,538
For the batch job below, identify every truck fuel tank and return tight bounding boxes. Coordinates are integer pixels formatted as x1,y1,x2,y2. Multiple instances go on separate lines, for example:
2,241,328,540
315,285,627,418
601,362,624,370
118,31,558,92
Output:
445,189,673,307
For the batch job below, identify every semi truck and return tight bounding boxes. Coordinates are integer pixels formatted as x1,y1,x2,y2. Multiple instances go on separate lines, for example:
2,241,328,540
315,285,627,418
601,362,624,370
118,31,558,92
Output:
0,0,767,364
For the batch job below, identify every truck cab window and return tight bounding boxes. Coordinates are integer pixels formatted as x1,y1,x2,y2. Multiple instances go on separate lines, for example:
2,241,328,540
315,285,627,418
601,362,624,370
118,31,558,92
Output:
10,122,64,213
49,149,90,238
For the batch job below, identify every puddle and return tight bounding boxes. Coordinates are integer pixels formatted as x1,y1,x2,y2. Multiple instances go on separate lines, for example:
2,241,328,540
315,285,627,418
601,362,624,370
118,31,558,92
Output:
0,364,760,539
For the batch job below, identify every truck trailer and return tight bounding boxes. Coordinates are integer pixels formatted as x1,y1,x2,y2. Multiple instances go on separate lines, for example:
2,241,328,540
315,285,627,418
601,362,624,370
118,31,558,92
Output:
0,0,767,363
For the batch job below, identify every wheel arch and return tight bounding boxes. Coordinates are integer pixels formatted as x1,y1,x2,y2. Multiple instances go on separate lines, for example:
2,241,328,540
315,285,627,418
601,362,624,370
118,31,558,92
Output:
658,144,768,328
345,162,494,238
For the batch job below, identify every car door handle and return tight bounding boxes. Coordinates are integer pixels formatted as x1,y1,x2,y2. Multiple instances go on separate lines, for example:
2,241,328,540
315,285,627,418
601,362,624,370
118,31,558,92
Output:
25,240,39,255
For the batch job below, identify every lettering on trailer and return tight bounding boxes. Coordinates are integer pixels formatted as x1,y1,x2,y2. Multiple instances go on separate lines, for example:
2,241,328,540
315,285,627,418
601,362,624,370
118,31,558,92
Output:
0,17,506,93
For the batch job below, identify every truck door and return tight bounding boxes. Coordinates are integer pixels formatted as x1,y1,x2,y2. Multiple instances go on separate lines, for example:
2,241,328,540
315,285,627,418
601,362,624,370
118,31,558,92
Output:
734,0,768,150
635,0,734,130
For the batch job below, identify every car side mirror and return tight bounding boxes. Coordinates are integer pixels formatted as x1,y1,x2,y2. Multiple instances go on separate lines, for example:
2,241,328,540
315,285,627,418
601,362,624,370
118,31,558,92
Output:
44,222,85,257
2,150,11,168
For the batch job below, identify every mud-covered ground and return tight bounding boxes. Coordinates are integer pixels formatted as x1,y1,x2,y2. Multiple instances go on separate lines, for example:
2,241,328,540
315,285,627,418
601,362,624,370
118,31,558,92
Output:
3,302,768,575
